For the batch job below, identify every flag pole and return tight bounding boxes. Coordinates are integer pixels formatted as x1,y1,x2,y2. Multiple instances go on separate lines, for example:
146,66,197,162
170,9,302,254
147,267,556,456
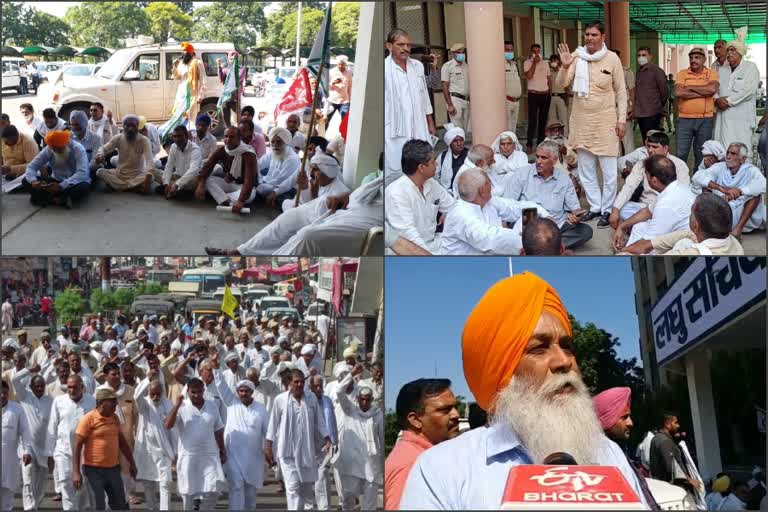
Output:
295,60,324,207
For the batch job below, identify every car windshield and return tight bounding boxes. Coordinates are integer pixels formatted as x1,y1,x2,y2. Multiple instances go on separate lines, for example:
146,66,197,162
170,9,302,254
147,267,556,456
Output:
278,67,297,80
64,65,93,76
97,50,134,80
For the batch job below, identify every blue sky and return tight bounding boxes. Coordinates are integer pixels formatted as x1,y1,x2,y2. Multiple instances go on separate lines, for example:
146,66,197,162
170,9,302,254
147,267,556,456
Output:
384,257,641,410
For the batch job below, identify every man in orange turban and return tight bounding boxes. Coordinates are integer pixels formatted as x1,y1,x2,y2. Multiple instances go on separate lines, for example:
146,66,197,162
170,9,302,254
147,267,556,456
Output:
23,130,91,207
399,272,651,509
172,42,207,122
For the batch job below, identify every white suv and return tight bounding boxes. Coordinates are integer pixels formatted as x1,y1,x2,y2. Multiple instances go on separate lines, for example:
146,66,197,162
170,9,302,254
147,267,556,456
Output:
44,42,236,136
1,58,24,94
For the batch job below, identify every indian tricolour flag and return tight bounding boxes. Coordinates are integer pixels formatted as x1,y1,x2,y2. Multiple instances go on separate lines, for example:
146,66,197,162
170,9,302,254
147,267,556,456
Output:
159,81,192,144
306,3,332,96
216,53,240,117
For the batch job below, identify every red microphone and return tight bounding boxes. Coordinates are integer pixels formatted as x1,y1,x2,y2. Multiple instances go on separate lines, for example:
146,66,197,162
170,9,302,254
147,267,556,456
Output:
500,454,646,510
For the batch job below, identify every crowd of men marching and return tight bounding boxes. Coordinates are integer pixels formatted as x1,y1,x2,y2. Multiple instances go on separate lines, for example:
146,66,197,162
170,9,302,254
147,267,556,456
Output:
384,24,766,255
0,305,383,510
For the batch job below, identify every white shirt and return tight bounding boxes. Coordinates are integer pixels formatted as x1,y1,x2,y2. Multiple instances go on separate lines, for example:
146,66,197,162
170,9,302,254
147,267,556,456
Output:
628,180,696,245
258,150,302,195
192,131,218,162
291,131,307,154
164,141,202,188
719,493,746,511
145,123,162,157
334,375,383,484
176,399,224,456
440,197,525,255
2,401,32,491
11,369,53,466
329,67,353,104
224,399,269,487
46,393,96,460
385,175,455,253
133,379,177,482
493,151,530,177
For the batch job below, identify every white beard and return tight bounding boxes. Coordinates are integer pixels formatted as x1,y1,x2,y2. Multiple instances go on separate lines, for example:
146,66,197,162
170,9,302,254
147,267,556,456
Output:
272,147,287,162
494,371,604,464
53,148,70,166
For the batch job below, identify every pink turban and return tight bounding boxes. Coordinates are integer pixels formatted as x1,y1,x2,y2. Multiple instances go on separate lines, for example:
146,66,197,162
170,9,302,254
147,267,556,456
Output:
593,387,632,430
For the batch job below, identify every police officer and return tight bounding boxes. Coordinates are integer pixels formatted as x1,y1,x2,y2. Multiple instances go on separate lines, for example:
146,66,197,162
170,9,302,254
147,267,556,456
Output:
441,43,471,131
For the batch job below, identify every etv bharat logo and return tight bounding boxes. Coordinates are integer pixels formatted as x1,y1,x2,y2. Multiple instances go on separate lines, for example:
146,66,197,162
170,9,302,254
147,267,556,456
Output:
530,467,606,491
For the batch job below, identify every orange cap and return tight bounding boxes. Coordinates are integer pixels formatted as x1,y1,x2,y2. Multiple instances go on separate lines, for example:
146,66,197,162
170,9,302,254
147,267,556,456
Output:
44,130,71,148
462,272,571,411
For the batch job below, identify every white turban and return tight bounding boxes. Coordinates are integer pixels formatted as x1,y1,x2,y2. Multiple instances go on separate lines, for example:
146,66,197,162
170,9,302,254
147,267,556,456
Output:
254,334,263,342
300,343,316,356
443,124,465,148
702,140,726,160
292,342,303,350
2,338,19,350
269,127,292,146
270,346,283,355
333,362,352,379
358,386,373,397
171,339,183,351
236,379,255,391
224,352,240,364
337,55,349,64
103,340,119,354
491,131,522,153
342,346,357,359
278,336,289,344
310,147,340,178
264,333,276,341
727,26,748,56
277,361,296,374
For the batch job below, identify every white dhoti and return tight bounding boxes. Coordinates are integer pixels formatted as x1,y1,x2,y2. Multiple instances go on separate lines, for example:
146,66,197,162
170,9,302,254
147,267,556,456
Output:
277,204,381,255
181,492,218,511
137,451,174,511
54,455,94,511
729,195,766,232
576,149,618,214
22,461,47,510
255,183,276,196
385,137,409,174
238,201,318,255
449,97,471,132
620,201,646,221
96,168,148,191
279,458,317,511
143,479,173,511
338,475,378,511
313,453,332,510
176,453,225,497
227,477,258,511
206,176,257,205
626,219,656,246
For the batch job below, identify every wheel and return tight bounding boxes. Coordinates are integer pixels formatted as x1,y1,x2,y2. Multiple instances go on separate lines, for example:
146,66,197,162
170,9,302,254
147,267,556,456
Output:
58,104,90,124
201,100,224,138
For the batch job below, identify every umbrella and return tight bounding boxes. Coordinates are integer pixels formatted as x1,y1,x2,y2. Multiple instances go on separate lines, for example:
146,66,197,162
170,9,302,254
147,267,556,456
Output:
20,45,50,56
1,46,21,57
77,46,112,58
49,45,80,57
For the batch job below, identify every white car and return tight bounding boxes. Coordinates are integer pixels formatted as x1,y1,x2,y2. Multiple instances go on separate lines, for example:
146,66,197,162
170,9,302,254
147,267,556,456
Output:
43,42,236,136
1,58,24,94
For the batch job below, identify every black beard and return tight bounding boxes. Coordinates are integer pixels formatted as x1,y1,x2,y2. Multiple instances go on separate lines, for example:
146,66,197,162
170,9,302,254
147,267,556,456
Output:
125,131,138,142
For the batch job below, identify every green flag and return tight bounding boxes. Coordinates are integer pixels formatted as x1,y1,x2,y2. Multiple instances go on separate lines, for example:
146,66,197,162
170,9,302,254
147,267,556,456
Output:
306,3,332,96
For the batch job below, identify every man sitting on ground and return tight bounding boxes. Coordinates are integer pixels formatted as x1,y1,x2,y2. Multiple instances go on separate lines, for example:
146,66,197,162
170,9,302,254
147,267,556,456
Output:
36,108,67,149
286,114,307,154
451,145,497,197
159,125,202,199
68,110,103,173
88,102,116,144
491,131,529,175
613,154,696,254
255,127,301,208
691,142,765,239
23,130,90,207
94,115,155,194
520,217,568,255
651,193,744,255
195,126,257,213
241,118,266,159
436,125,468,193
1,125,39,179
138,116,163,169
283,136,329,211
191,114,218,162
504,141,593,250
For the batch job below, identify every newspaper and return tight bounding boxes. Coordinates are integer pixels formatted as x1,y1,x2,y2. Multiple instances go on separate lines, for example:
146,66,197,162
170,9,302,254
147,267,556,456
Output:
2,175,25,193
679,440,706,510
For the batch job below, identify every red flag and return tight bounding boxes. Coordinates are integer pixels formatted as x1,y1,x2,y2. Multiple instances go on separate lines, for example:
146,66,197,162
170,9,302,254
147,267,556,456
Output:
339,108,349,140
274,68,313,121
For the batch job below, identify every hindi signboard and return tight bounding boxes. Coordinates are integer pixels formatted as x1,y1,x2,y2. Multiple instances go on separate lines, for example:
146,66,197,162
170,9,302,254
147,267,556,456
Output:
651,257,766,365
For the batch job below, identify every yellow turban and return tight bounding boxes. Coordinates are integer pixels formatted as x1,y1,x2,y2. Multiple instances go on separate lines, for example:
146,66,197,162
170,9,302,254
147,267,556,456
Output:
44,130,70,148
712,475,730,493
180,42,195,54
462,272,571,411
727,27,748,57
137,116,147,130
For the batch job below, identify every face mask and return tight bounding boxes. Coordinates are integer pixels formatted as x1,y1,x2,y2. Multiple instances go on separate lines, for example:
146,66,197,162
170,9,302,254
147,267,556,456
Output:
550,62,558,69
638,56,649,66
504,52,514,61
455,54,465,63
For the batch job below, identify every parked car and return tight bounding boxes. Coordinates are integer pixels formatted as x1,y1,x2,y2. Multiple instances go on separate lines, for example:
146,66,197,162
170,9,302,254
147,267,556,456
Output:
1,58,24,94
130,299,174,318
264,307,302,322
257,296,292,317
185,299,223,325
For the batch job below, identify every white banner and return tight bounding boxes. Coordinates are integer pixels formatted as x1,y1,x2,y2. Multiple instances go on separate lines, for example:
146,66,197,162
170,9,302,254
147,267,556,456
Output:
651,257,766,365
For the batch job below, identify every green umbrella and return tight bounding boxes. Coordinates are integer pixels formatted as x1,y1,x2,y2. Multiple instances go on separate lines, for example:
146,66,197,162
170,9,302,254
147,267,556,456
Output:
49,45,79,57
1,46,21,57
20,45,50,56
77,46,112,57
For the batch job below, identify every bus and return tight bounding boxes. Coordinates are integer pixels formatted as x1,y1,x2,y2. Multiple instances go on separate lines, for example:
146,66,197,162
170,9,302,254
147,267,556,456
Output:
181,267,229,299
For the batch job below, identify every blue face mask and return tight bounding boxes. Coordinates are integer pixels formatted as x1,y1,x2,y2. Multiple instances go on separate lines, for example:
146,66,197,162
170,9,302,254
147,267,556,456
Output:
505,52,515,60
455,54,465,63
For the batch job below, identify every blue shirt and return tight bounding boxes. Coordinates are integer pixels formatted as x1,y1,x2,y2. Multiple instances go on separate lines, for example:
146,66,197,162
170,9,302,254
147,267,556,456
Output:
24,139,90,189
399,423,649,510
503,164,581,228
111,322,128,340
319,394,338,445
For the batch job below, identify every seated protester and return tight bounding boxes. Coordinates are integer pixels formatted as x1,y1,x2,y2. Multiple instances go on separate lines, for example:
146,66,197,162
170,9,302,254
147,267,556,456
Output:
88,102,116,144
440,168,547,255
240,118,266,160
254,127,301,208
451,145,496,197
521,217,567,255
241,105,268,138
94,114,155,194
278,173,385,255
491,130,528,175
206,148,350,255
327,135,346,168
609,131,690,229
195,126,257,212
651,193,744,255
0,113,9,132
385,139,455,254
191,113,218,162
19,103,44,139
23,130,90,207
613,154,696,254
616,129,664,174
240,105,256,124
158,125,202,199
691,142,766,239
696,140,726,172
36,108,68,149
436,125,468,193
286,114,307,154
1,125,39,179
503,140,594,250
543,121,580,194
68,110,103,173
282,136,329,211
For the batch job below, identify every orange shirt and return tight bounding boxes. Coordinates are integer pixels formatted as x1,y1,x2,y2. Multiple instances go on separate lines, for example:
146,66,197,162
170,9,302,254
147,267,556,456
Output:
75,409,121,467
384,431,434,510
676,67,718,119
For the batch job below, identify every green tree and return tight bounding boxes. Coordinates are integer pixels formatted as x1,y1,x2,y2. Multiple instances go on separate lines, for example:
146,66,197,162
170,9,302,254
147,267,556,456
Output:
55,288,84,327
138,1,193,14
27,11,71,47
64,2,150,48
331,2,360,49
1,2,30,46
266,3,359,54
145,2,192,43
278,7,325,48
134,281,167,296
112,288,137,311
455,394,467,418
385,411,400,456
90,289,117,314
192,2,266,49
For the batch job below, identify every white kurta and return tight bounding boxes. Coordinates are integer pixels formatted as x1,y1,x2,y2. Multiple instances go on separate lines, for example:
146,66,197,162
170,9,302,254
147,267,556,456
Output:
384,55,433,173
714,59,759,156
692,161,766,231
238,177,350,255
256,150,302,196
46,394,96,481
2,401,32,492
266,391,329,483
224,400,269,488
386,175,455,253
439,197,525,255
12,369,53,467
174,399,226,496
493,151,530,175
133,379,177,483
627,180,696,246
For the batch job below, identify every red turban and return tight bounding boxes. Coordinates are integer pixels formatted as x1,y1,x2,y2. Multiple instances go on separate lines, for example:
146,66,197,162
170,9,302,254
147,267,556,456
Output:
44,130,70,148
462,272,571,411
180,42,195,54
593,387,632,430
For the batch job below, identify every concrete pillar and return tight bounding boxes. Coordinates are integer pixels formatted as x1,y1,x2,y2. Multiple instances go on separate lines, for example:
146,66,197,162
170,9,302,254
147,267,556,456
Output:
604,1,630,68
343,1,382,187
685,349,723,481
464,2,506,145
670,45,679,76
532,7,542,45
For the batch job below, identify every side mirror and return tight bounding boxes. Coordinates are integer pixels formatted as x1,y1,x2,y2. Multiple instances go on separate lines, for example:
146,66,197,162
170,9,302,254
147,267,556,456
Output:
123,70,140,81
